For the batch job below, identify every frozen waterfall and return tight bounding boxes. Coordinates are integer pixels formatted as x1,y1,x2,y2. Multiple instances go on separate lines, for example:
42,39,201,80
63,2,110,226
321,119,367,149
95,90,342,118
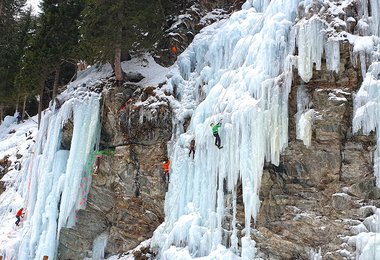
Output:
152,0,303,258
10,94,100,260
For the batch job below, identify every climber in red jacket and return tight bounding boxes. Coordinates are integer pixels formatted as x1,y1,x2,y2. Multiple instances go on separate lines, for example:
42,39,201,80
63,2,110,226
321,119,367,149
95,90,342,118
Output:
15,208,24,226
163,159,170,183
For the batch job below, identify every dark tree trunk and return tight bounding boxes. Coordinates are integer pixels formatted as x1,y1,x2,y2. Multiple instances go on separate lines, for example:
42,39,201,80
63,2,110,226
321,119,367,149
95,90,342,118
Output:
15,97,19,112
114,44,123,82
38,83,44,129
0,105,3,122
52,66,60,100
22,96,27,120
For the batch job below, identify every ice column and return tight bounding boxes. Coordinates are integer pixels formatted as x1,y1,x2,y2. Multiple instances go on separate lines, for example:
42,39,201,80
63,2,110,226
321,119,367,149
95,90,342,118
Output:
92,233,108,259
325,39,340,73
295,16,326,83
353,62,380,186
296,85,314,147
17,94,100,260
354,0,380,78
359,0,380,37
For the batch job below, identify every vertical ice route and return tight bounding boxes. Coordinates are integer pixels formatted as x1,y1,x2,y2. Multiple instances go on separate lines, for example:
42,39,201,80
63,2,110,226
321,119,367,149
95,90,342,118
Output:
152,0,302,258
15,94,100,260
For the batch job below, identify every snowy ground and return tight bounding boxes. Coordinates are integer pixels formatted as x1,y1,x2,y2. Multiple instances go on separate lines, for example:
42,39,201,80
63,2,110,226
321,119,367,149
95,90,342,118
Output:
0,115,38,257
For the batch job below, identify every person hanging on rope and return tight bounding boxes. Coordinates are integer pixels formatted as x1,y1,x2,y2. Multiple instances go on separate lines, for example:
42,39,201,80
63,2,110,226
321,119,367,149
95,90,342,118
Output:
188,139,195,159
15,208,24,226
210,119,223,149
162,158,170,183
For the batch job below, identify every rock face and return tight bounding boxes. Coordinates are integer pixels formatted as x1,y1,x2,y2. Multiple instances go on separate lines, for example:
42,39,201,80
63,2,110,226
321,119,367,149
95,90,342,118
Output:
253,40,379,259
155,0,244,66
0,155,11,194
58,82,172,259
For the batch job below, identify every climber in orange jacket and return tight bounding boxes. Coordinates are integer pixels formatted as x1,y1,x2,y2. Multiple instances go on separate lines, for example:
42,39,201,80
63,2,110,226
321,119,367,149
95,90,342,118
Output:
171,45,177,56
169,43,178,61
15,208,24,226
163,159,170,183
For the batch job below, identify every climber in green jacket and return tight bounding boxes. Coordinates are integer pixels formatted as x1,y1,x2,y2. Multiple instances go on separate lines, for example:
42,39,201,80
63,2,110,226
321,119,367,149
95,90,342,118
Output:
210,119,223,149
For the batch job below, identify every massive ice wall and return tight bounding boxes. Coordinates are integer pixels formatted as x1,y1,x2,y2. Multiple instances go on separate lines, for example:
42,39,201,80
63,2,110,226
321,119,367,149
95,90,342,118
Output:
152,0,302,258
152,0,380,258
353,0,380,187
353,62,380,185
14,94,100,260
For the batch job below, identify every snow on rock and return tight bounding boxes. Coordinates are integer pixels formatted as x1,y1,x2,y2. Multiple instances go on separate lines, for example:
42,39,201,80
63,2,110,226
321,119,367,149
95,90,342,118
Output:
309,248,322,260
106,239,153,260
121,54,171,87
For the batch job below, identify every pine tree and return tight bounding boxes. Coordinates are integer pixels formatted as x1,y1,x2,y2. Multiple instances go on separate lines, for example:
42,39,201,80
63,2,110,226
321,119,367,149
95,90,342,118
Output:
80,0,168,82
35,0,85,99
16,0,84,126
0,0,28,106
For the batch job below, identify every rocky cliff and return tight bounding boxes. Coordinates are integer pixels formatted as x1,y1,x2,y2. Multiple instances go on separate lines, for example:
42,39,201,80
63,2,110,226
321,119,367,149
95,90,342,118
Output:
58,1,380,259
58,79,172,259
254,41,379,259
252,1,380,258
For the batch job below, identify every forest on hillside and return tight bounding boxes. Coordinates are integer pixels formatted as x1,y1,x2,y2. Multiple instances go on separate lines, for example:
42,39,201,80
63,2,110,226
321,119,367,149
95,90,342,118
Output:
0,0,192,121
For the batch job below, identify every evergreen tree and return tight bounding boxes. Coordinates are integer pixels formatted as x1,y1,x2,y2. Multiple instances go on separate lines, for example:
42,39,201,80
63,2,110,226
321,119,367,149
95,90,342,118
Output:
0,0,28,106
37,0,84,99
80,0,169,82
17,0,84,126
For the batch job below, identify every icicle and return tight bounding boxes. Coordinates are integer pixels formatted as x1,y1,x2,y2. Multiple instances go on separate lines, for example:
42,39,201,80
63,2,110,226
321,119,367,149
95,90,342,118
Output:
325,39,340,73
309,248,322,260
296,17,326,83
368,0,380,36
359,0,380,37
92,232,108,259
